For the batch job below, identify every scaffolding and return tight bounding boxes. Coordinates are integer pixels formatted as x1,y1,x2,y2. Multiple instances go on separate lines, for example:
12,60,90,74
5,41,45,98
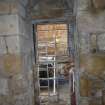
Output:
36,24,68,105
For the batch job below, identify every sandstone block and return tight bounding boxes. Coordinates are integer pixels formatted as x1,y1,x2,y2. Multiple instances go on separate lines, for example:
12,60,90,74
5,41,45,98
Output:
3,54,22,75
0,54,23,77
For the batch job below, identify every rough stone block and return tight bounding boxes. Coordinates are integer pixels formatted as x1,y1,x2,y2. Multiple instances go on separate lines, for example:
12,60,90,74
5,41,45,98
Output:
14,94,30,105
9,74,28,95
77,11,105,33
97,33,105,51
18,3,26,19
19,36,32,54
18,17,26,36
0,54,23,77
92,0,105,9
10,2,18,14
0,0,26,15
80,97,90,105
80,77,91,96
0,0,16,2
0,37,6,54
22,53,32,73
0,15,19,35
80,32,90,54
78,0,89,11
6,36,20,53
19,0,28,6
0,95,14,105
18,16,32,38
0,2,10,14
3,54,22,75
0,78,8,95
8,73,33,105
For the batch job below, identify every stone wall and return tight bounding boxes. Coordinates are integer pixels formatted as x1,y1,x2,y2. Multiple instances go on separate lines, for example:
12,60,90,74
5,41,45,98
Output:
0,0,34,105
77,0,105,105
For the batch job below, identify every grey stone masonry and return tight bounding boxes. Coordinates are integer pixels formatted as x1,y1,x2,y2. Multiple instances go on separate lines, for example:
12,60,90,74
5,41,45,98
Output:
0,0,34,105
77,1,105,105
